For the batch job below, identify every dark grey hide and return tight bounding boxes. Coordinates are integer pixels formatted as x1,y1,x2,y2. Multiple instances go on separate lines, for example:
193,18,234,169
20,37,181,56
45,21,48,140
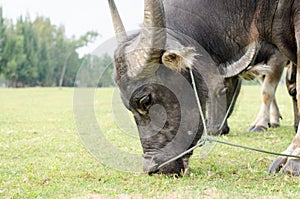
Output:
109,0,300,175
216,42,290,135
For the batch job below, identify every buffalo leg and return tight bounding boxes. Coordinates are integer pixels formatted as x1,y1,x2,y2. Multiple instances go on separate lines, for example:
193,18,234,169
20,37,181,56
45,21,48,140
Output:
286,62,299,132
247,51,285,132
269,17,300,175
269,97,282,128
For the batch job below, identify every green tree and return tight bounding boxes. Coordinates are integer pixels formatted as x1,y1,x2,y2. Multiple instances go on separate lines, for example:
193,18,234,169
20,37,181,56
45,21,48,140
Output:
0,11,99,87
78,53,114,88
18,16,39,86
98,54,114,87
1,24,26,87
50,25,69,86
62,51,80,86
58,31,99,87
32,16,55,86
37,41,50,86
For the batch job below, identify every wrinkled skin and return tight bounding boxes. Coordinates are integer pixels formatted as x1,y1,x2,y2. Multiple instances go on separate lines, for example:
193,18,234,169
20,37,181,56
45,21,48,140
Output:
114,44,207,174
109,0,300,175
133,78,203,175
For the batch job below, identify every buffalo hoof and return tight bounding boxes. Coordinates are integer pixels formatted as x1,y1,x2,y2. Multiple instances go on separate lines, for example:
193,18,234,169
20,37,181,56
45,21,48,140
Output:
268,156,287,174
269,147,300,176
247,125,267,132
270,123,280,128
282,159,300,176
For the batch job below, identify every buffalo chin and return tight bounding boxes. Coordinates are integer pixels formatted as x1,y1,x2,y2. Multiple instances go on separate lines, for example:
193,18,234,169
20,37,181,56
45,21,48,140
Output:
149,158,185,177
147,155,191,177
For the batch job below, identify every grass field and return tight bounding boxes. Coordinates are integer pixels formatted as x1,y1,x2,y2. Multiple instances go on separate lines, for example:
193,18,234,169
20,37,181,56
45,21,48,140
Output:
0,86,299,198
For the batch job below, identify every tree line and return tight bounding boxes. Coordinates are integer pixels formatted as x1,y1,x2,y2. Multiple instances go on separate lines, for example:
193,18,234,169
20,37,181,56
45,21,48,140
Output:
0,7,115,87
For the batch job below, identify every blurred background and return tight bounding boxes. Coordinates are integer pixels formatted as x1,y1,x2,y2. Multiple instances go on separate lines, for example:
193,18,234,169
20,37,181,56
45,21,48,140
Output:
0,0,143,87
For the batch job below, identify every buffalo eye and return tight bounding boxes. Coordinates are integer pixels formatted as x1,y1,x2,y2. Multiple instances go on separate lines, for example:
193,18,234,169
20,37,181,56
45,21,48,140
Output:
218,87,228,97
139,94,153,112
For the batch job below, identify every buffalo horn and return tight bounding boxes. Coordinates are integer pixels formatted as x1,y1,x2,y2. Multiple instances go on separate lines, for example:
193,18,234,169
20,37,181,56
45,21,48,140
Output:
220,41,260,78
108,0,128,44
126,0,166,78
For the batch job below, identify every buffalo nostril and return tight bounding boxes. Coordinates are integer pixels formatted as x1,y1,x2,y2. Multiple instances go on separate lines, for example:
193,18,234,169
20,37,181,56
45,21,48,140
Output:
220,125,230,135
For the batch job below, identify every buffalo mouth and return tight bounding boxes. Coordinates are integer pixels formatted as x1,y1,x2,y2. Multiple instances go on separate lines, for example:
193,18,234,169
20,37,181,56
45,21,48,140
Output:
143,154,191,176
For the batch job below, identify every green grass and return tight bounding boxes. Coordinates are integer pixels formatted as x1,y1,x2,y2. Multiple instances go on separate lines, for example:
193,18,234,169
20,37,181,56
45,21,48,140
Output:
0,86,299,198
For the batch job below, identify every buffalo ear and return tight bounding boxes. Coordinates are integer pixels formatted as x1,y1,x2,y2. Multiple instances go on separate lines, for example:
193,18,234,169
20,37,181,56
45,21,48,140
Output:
161,47,198,71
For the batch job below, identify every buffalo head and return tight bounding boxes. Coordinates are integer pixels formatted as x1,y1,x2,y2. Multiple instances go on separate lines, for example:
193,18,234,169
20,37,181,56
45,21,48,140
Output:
108,0,263,175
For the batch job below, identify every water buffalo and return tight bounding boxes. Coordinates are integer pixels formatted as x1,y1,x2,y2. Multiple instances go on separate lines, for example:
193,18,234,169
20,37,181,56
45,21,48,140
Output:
215,43,287,135
108,0,300,175
246,44,286,132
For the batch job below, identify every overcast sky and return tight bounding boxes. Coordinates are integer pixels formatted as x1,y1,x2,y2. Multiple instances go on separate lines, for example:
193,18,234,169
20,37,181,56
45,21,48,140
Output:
0,0,144,56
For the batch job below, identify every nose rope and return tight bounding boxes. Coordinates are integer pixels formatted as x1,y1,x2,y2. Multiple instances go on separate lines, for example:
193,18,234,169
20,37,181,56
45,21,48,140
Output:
157,69,300,171
217,78,242,132
157,69,207,169
157,70,209,169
